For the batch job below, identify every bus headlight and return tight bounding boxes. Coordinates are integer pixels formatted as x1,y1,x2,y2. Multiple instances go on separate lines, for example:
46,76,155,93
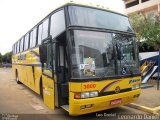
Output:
74,91,98,99
132,84,140,90
90,91,98,97
81,92,90,98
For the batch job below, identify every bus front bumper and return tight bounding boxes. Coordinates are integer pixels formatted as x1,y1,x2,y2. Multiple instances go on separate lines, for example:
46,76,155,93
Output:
69,89,141,116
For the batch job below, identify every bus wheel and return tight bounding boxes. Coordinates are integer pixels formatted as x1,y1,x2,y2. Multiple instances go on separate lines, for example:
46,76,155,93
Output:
16,71,21,84
40,79,43,99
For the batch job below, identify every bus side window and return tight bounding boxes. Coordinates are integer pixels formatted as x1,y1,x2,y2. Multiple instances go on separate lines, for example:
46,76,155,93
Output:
44,44,52,70
42,19,49,40
14,43,17,54
20,37,24,52
30,27,37,48
17,41,19,53
50,10,65,39
30,31,33,48
38,24,42,45
32,27,37,47
24,33,29,50
38,18,49,45
12,45,14,54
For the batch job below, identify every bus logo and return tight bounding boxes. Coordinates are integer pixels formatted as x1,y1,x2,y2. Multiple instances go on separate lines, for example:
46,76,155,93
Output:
129,79,140,84
115,86,120,93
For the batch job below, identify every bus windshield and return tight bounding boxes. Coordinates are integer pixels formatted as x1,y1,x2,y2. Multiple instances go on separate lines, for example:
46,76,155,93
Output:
68,6,134,33
71,30,140,79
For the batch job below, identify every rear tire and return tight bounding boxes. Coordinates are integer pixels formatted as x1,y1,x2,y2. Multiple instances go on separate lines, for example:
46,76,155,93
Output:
16,71,21,84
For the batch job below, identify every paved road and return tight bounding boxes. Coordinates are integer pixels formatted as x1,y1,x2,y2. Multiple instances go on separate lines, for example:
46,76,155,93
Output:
0,68,149,120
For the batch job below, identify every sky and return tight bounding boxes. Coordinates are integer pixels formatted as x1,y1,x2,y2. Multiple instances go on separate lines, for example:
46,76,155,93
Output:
0,0,125,55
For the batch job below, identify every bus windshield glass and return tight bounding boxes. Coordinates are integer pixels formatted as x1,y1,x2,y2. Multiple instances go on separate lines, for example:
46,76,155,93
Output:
68,6,134,33
71,30,140,79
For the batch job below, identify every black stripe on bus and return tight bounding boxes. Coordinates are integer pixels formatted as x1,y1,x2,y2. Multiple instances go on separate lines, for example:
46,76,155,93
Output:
70,73,141,82
12,63,41,67
98,88,132,96
42,73,53,79
30,50,39,57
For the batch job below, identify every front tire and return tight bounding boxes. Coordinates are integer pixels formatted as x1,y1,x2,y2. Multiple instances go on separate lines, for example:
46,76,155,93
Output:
40,79,43,99
16,71,21,84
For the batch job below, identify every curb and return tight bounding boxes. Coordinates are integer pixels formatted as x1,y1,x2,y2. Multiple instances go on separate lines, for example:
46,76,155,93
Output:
126,103,160,115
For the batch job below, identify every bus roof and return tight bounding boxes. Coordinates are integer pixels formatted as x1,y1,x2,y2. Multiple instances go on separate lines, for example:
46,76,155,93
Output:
13,2,127,46
64,2,127,17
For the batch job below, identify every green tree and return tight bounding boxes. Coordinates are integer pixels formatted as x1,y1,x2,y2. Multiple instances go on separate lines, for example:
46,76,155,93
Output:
2,52,12,63
0,53,2,63
129,13,160,50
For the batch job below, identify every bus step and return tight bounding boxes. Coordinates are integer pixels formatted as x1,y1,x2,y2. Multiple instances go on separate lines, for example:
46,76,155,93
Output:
61,105,69,112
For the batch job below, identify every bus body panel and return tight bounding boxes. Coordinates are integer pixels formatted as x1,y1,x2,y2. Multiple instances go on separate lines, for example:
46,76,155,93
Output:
12,47,42,95
69,76,141,115
69,76,141,92
69,89,140,116
42,75,55,110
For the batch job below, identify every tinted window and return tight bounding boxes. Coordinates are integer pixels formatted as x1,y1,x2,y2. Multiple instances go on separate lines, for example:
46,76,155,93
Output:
24,33,29,50
17,41,20,53
13,44,16,54
38,24,42,45
14,44,17,54
50,10,65,38
12,45,14,54
20,37,24,52
30,28,37,48
42,19,49,40
30,31,33,48
13,44,15,54
68,6,134,33
32,27,37,47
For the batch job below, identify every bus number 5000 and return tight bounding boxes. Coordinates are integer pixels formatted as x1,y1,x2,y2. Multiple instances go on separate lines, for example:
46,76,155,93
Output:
83,84,96,89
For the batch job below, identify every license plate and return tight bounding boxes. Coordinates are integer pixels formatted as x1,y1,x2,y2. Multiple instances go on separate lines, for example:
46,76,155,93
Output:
110,99,122,105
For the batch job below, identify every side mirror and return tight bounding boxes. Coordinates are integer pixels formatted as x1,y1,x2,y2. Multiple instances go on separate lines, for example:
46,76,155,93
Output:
39,45,47,63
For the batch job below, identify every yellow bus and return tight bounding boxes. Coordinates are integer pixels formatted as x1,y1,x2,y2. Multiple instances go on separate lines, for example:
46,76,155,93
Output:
12,3,141,116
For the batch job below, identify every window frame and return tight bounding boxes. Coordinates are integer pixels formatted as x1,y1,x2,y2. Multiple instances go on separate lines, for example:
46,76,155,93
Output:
14,44,17,54
38,23,43,45
42,18,49,40
24,33,30,50
20,37,24,52
17,41,20,53
50,9,66,39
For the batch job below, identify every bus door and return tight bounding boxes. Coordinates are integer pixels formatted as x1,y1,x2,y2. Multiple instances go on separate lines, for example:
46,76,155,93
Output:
40,37,55,110
55,40,69,110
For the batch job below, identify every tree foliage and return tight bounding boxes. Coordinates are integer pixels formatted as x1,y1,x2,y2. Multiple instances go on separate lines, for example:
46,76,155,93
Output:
0,53,2,63
129,13,160,50
2,52,12,63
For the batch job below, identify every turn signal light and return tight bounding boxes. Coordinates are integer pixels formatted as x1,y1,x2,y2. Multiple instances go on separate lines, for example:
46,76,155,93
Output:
74,93,81,99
